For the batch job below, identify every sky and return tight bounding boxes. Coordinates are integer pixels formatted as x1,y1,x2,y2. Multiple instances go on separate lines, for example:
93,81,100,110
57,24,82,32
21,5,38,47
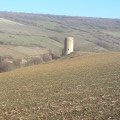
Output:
0,0,120,18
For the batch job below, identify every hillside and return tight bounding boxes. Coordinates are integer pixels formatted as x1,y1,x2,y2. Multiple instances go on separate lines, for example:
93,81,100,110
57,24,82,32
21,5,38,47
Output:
0,52,120,119
0,12,120,58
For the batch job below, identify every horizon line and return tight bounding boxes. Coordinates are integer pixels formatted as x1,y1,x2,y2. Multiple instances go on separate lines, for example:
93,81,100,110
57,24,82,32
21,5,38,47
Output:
0,10,120,20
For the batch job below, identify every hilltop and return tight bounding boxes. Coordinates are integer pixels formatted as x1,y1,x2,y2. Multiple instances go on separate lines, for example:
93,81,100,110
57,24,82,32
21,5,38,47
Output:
0,52,120,119
0,12,120,58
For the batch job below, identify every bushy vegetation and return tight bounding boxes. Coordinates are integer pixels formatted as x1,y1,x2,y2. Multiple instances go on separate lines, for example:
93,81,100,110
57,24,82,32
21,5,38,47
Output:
0,52,120,119
0,52,60,73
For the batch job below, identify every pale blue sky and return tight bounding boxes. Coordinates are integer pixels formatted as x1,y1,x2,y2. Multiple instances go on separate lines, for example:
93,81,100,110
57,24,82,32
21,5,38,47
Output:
0,0,120,18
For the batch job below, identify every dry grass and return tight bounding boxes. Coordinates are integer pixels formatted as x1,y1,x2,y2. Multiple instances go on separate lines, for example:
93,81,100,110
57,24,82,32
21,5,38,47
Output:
0,18,23,26
4,45,48,56
0,45,24,58
0,52,120,120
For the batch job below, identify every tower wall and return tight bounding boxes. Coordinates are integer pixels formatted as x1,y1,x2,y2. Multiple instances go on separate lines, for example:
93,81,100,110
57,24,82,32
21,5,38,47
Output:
64,37,74,55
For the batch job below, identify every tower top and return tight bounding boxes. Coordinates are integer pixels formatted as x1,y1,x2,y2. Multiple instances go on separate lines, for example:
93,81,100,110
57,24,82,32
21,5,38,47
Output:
65,37,74,40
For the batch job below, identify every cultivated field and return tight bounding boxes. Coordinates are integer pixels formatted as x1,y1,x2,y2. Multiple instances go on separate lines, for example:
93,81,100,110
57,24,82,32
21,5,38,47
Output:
0,52,120,119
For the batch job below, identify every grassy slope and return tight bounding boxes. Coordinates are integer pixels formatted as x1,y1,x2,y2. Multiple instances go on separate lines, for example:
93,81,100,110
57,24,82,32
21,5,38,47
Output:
0,45,24,58
0,12,120,58
0,15,63,57
0,52,120,119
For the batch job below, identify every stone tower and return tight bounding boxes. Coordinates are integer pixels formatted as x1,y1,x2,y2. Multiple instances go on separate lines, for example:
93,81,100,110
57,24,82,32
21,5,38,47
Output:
64,37,74,55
